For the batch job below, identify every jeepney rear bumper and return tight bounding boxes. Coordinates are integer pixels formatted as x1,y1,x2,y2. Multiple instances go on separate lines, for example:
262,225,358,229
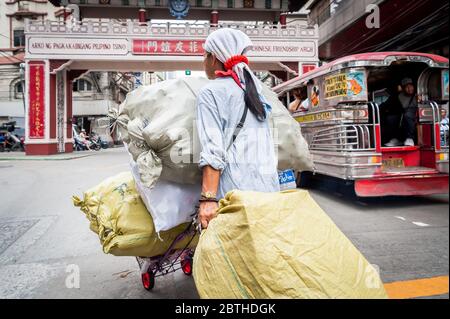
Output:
354,174,449,197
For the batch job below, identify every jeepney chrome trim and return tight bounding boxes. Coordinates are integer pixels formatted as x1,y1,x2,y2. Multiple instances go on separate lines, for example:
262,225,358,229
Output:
312,159,381,168
310,150,381,157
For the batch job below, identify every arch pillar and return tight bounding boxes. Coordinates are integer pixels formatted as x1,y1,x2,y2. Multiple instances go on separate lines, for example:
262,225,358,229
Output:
25,59,77,155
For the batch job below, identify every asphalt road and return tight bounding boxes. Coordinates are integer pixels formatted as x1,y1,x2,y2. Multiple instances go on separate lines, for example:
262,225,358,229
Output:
0,147,448,299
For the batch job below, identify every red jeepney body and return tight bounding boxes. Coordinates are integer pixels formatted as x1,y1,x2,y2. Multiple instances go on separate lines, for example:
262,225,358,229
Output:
274,52,449,197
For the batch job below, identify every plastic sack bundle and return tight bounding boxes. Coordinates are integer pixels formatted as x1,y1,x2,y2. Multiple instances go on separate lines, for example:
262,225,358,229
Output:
193,190,387,299
113,79,206,188
72,172,198,257
110,77,313,189
261,84,313,172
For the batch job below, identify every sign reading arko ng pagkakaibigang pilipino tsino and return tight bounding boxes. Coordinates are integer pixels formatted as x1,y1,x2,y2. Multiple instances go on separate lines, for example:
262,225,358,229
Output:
27,37,129,56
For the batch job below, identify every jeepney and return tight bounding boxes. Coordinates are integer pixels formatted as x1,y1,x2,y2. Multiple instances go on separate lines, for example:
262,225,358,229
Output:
273,52,449,196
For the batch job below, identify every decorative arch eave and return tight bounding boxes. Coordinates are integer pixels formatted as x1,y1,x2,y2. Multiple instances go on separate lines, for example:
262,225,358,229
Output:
277,61,298,77
49,59,72,74
269,70,289,82
68,70,90,83
6,0,48,4
6,12,48,18
48,0,62,6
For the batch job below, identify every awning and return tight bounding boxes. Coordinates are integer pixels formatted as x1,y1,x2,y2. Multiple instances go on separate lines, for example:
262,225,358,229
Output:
0,101,25,117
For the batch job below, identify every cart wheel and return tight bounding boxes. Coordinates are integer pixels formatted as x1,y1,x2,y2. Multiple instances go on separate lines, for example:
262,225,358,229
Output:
181,257,193,276
141,270,155,290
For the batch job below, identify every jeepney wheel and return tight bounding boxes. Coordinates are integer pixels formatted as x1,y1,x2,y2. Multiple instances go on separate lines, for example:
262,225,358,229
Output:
297,171,312,189
181,257,193,276
142,270,155,290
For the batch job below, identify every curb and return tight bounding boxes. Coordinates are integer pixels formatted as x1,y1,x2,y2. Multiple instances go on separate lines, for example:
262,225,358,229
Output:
0,153,95,161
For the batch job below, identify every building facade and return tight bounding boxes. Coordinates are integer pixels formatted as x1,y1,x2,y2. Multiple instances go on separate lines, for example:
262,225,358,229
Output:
47,0,304,21
305,0,449,61
0,0,57,127
0,0,134,146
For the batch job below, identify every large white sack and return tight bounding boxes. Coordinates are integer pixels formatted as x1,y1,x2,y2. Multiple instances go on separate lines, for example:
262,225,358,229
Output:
113,77,312,188
126,144,200,232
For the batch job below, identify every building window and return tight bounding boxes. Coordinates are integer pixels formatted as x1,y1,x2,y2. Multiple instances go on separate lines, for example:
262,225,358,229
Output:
18,2,30,11
13,29,25,47
227,0,234,8
265,0,271,9
155,0,161,5
316,0,345,25
196,0,203,7
243,0,254,8
121,0,129,5
73,79,93,92
14,81,24,99
330,0,344,15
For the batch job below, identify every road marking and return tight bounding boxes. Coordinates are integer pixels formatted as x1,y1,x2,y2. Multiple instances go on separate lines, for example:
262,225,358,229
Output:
0,216,57,265
395,216,406,221
384,275,449,299
412,222,430,227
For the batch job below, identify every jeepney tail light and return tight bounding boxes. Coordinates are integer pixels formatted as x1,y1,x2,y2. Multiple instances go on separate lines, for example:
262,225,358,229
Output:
436,153,448,161
360,110,368,118
341,110,368,120
369,156,382,164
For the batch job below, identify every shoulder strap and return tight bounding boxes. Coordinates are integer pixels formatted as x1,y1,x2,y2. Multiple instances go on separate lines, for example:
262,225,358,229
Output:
227,104,248,151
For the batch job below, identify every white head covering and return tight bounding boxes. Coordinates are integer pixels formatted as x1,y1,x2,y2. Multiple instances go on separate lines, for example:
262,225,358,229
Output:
204,28,269,112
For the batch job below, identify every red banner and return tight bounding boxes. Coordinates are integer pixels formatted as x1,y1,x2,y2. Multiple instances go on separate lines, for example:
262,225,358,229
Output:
302,64,317,75
28,62,45,139
132,39,205,55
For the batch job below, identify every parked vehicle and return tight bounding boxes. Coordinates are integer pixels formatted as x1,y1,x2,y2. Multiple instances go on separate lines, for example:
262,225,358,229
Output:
0,133,6,152
72,125,87,151
88,132,102,151
0,122,24,152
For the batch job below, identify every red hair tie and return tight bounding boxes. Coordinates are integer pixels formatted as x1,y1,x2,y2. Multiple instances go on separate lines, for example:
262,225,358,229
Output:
224,55,249,70
215,55,249,88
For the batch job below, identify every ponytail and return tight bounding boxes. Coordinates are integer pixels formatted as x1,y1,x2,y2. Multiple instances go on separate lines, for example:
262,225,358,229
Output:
243,68,266,121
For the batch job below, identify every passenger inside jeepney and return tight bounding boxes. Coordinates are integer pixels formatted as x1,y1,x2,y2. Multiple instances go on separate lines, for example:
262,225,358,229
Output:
288,87,309,113
380,77,418,147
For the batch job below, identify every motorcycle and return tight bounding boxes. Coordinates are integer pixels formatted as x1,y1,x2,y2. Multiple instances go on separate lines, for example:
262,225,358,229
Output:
0,134,5,152
88,132,102,151
1,132,24,152
73,135,88,151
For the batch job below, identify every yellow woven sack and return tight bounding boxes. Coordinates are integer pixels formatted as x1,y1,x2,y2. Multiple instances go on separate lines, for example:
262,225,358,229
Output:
73,172,197,257
193,189,387,299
